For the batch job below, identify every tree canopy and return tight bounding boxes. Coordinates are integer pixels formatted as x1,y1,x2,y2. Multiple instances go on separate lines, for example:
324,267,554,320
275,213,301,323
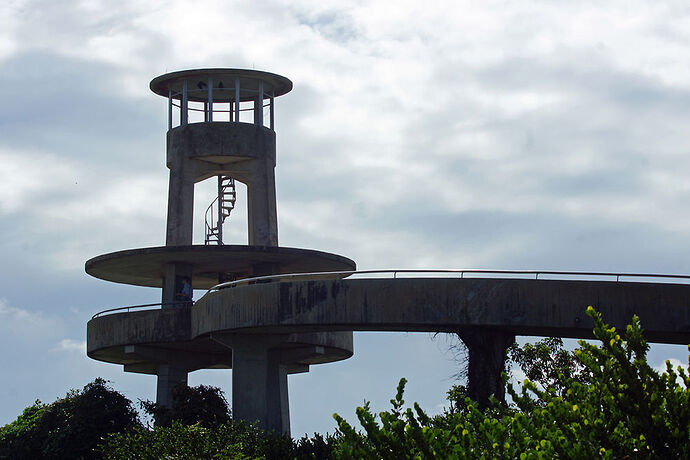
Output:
332,307,690,459
140,384,231,428
0,378,140,460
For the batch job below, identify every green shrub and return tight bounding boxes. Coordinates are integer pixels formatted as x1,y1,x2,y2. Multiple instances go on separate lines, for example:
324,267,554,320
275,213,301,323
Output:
101,420,299,460
140,384,231,427
0,378,140,460
333,307,690,459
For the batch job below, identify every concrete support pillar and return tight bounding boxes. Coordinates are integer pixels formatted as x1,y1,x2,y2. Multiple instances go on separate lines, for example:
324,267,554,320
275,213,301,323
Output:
166,160,195,246
246,129,278,247
232,340,289,434
156,363,188,408
456,328,515,408
213,334,289,434
162,262,193,305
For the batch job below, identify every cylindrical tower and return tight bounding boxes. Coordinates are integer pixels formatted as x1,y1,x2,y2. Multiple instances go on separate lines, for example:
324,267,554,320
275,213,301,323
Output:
149,69,292,305
86,69,356,434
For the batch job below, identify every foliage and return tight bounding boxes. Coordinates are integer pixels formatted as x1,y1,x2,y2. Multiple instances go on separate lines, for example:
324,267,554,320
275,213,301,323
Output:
0,378,140,460
101,420,338,460
507,307,690,457
507,336,593,397
101,419,281,459
293,432,339,459
333,307,690,459
140,384,231,428
4,309,689,458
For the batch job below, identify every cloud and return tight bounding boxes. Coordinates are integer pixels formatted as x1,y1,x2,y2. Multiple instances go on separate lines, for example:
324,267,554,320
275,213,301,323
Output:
2,0,690,435
55,339,86,354
0,298,65,340
655,358,690,387
0,148,78,214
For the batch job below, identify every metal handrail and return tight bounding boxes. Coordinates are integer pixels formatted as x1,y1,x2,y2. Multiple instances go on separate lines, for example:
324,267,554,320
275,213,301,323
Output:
90,269,690,320
171,102,266,113
208,268,690,292
91,301,192,319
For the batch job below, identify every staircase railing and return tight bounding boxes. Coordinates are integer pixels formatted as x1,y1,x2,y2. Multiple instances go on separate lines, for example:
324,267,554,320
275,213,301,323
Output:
205,176,236,245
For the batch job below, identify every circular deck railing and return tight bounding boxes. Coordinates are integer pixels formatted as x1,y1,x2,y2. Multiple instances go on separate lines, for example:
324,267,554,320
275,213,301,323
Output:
91,301,192,319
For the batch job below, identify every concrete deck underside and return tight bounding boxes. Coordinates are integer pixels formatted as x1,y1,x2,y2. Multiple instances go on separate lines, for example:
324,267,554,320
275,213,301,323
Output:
194,278,690,344
87,305,354,372
86,245,356,289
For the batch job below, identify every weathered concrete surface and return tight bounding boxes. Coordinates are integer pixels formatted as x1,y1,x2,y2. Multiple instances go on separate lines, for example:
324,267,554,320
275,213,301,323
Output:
87,307,354,371
193,278,690,344
88,306,192,354
167,122,275,166
211,334,291,434
156,364,188,407
167,122,278,246
456,328,515,407
85,245,356,289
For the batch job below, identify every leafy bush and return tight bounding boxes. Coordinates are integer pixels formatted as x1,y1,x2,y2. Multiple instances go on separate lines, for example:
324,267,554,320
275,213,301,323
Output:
507,336,593,396
101,419,294,459
140,384,231,427
0,378,140,460
333,307,690,459
100,420,339,459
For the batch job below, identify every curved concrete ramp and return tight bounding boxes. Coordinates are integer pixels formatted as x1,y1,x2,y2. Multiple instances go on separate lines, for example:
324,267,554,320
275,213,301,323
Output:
194,278,690,344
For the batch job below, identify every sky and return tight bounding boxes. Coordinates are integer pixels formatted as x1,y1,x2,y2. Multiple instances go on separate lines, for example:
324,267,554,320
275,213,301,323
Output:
1,0,690,436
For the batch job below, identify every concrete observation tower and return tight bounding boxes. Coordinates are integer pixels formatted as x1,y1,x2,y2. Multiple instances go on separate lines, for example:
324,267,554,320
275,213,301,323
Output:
86,69,355,433
88,68,690,435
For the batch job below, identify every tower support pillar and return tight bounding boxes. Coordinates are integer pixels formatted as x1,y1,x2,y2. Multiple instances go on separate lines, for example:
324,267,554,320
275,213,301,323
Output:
213,334,290,434
165,157,195,246
456,328,515,408
162,262,193,305
246,130,278,246
156,363,188,408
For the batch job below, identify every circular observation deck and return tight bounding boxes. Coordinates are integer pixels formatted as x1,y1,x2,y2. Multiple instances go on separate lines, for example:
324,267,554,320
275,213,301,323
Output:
85,245,356,289
151,68,292,101
87,305,353,376
151,68,292,130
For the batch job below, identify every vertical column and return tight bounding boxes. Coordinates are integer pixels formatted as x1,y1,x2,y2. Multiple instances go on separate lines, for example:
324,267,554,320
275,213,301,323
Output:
156,364,188,409
161,262,193,305
207,77,213,122
231,336,289,434
456,328,515,408
279,364,290,432
269,90,275,131
256,80,264,127
159,76,193,410
235,78,240,122
181,80,188,126
168,88,173,130
247,160,278,246
165,161,195,246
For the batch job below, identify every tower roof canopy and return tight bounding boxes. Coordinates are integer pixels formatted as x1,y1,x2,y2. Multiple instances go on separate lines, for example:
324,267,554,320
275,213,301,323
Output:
150,68,293,102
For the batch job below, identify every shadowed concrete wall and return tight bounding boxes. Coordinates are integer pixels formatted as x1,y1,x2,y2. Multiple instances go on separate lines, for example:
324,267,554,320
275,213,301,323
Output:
88,306,192,351
193,278,690,343
166,122,278,246
192,277,690,406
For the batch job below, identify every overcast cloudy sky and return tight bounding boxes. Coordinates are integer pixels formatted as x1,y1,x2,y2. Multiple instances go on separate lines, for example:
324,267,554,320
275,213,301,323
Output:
1,0,690,435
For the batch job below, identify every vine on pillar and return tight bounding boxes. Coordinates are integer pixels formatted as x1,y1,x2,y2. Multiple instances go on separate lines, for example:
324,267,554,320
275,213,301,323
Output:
456,328,515,407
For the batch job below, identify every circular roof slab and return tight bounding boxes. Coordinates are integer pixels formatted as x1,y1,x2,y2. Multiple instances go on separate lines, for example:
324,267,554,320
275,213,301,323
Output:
86,245,356,289
150,68,293,102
